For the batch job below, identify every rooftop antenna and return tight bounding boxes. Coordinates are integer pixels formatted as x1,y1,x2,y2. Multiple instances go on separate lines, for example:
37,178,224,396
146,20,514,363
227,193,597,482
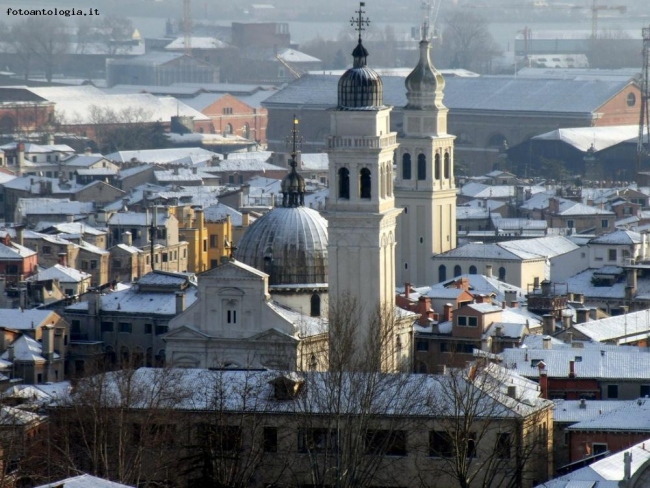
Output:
637,26,650,176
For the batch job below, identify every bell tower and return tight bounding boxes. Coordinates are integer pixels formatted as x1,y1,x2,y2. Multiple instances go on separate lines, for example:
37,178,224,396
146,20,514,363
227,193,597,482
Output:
325,3,406,371
394,18,457,286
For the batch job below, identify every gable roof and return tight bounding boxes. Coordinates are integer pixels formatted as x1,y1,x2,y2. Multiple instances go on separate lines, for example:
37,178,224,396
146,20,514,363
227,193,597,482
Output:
263,74,634,115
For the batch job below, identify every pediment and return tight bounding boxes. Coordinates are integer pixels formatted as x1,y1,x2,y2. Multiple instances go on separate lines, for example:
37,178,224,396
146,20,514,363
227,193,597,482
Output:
249,328,298,343
164,325,210,340
199,260,267,282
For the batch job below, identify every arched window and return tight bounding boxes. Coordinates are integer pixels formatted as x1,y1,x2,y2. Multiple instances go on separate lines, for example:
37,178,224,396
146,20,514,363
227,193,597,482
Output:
243,122,251,139
444,152,450,179
360,168,371,199
402,153,411,180
224,123,233,135
309,354,318,371
469,265,477,274
499,267,507,281
417,153,426,180
454,265,462,277
155,349,166,367
338,167,350,199
438,265,447,282
132,347,144,368
434,153,441,180
310,293,321,317
120,346,130,365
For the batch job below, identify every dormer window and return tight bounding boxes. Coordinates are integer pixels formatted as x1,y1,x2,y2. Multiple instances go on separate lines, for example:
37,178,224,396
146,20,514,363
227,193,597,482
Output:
269,373,304,400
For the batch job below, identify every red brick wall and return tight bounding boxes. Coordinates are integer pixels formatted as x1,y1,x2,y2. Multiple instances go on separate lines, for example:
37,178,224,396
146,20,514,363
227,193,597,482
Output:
547,378,601,400
569,431,648,462
201,94,268,144
595,84,642,127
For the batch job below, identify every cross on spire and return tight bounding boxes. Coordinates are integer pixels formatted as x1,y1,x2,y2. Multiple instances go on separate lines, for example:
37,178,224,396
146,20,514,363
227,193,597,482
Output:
350,2,370,43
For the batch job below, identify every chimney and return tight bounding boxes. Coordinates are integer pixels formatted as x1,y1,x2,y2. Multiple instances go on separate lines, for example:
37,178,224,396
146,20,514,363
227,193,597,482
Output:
502,301,507,309
624,451,633,480
504,290,517,306
538,362,548,399
627,268,638,292
242,212,250,227
15,224,24,246
495,324,503,337
66,214,74,223
42,324,55,361
417,296,433,325
443,303,453,322
569,359,576,378
17,142,25,175
84,147,92,156
485,264,493,278
579,398,587,409
510,300,518,308
123,231,132,246
194,207,204,230
404,282,411,300
576,308,589,324
7,344,14,362
543,336,552,350
564,331,573,344
192,167,198,174
542,314,555,336
175,291,186,314
562,312,572,330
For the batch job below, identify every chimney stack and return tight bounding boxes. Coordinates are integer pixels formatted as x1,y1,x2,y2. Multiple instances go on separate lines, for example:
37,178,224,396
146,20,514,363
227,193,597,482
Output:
175,291,186,315
537,362,548,398
624,451,633,480
42,324,55,361
443,303,453,322
242,212,250,227
542,314,555,336
562,312,572,330
404,282,411,300
543,336,552,350
7,344,14,362
485,264,493,278
569,359,576,378
15,224,24,246
123,231,132,246
576,308,589,324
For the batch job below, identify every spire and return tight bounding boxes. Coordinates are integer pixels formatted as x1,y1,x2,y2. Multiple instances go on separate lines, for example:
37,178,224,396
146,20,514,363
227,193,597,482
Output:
350,2,370,68
280,116,305,207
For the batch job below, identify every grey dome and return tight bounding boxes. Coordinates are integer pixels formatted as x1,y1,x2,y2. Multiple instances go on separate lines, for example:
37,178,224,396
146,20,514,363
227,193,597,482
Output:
235,207,328,286
405,40,446,110
338,40,383,110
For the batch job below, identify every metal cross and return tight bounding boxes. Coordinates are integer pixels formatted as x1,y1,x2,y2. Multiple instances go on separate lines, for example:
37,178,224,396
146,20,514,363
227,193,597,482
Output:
350,2,370,42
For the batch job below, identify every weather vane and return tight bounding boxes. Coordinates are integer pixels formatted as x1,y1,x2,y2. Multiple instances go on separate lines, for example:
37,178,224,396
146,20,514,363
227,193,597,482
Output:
350,2,370,42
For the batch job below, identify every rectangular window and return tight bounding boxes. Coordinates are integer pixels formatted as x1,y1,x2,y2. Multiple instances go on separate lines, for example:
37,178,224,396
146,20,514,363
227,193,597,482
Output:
592,443,608,455
42,246,51,255
81,260,88,270
119,322,132,333
162,253,168,263
210,234,219,248
71,320,81,334
468,316,478,327
607,384,619,399
155,325,168,336
365,430,407,456
567,220,574,229
602,219,609,228
496,433,511,459
90,260,97,269
608,249,617,261
144,323,153,335
112,259,122,269
298,428,337,453
203,239,207,252
227,310,237,324
416,340,429,352
457,316,467,326
100,321,114,333
263,427,278,453
641,385,650,398
429,431,453,457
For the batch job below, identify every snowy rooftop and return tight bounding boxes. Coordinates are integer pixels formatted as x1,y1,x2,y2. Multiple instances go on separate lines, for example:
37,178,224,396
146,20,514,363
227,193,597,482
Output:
572,310,650,344
1,335,59,362
28,264,91,284
533,125,641,153
106,147,220,165
0,309,58,330
108,212,169,227
566,399,650,432
203,202,245,226
590,229,642,245
566,268,650,301
165,36,232,50
16,198,93,216
553,399,634,424
33,474,135,488
0,242,36,259
501,347,650,380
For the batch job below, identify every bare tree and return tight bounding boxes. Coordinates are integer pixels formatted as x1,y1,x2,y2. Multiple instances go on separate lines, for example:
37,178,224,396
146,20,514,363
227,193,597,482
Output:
439,10,501,73
10,17,70,82
97,15,136,56
415,361,554,488
44,366,192,486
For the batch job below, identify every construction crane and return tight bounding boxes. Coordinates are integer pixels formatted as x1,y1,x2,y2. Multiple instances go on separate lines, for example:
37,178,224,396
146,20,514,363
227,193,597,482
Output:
590,0,626,40
183,0,192,56
637,26,650,175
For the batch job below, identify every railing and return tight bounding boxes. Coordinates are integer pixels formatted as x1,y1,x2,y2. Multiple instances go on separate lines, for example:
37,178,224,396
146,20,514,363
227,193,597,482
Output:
327,134,397,149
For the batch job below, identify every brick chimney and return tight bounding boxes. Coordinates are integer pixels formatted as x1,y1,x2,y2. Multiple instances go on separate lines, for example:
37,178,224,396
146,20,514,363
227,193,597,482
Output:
538,362,548,399
443,303,453,322
404,282,411,300
416,296,433,326
569,359,576,378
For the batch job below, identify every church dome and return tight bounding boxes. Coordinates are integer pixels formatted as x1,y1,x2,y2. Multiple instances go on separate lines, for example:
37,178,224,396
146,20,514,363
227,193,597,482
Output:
405,39,446,110
235,207,328,286
337,40,384,109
